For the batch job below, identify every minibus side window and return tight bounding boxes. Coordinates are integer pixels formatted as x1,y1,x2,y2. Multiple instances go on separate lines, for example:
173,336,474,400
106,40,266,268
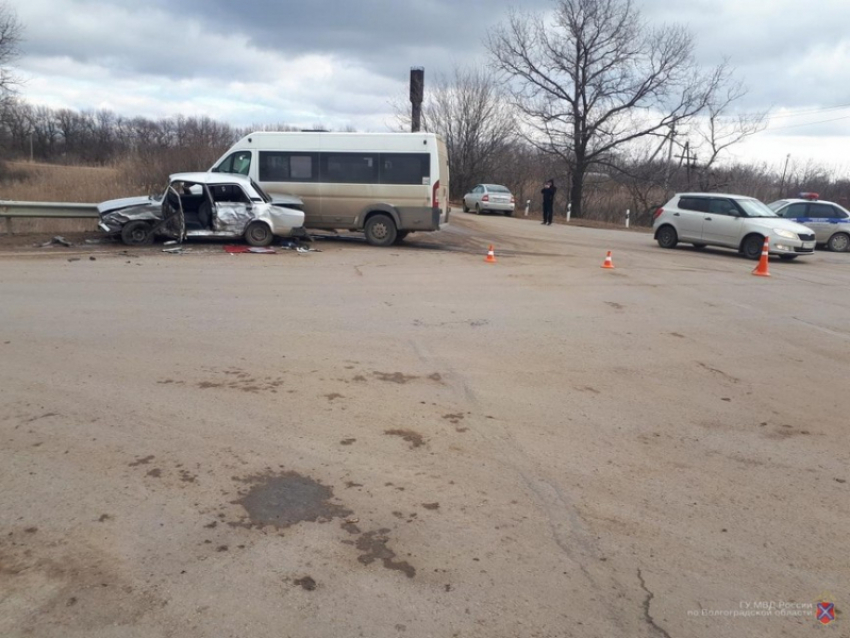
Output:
380,153,430,185
321,153,379,184
259,152,318,182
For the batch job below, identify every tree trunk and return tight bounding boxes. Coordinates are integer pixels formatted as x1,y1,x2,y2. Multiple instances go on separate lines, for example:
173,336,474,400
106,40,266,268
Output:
570,162,586,219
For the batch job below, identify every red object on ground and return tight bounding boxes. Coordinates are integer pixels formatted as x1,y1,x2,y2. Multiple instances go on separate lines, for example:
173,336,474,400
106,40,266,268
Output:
224,245,276,254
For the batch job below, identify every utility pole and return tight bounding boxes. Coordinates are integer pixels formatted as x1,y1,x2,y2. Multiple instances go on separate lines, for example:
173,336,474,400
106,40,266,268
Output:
778,153,791,199
675,142,700,189
662,123,676,193
410,67,424,133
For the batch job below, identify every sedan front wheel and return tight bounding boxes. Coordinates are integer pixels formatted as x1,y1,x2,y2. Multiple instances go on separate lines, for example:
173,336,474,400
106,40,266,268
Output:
121,221,154,246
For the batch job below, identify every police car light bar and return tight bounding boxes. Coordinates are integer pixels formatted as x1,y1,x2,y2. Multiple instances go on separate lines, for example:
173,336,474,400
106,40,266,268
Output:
799,192,819,200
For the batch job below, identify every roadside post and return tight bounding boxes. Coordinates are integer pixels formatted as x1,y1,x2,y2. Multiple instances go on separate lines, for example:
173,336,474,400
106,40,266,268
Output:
625,208,630,229
566,203,572,223
524,200,531,217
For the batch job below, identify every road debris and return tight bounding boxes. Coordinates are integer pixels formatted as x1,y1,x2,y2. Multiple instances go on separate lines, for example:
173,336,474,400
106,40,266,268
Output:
280,238,321,253
224,245,276,254
36,236,73,248
293,576,317,591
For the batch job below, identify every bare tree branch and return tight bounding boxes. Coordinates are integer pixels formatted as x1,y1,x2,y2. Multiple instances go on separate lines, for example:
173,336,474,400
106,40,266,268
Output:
0,2,22,96
392,66,517,199
487,0,731,217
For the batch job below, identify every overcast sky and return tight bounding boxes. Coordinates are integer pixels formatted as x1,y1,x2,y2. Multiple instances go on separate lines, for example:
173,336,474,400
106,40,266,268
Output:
11,0,850,170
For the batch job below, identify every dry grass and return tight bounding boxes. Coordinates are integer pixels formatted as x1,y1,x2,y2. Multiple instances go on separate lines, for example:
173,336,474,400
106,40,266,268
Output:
1,147,219,203
0,161,142,203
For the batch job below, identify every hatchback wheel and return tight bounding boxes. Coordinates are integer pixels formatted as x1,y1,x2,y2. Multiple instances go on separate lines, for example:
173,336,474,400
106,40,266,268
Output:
656,225,678,249
742,234,765,260
827,232,849,252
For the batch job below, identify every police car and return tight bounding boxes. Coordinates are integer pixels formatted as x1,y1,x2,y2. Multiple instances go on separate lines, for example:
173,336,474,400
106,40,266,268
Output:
768,193,850,252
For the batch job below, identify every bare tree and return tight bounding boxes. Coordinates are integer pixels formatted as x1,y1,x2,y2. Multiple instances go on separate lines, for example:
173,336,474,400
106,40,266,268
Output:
0,2,21,99
608,137,671,224
487,0,726,218
684,82,768,191
395,66,517,199
0,2,22,173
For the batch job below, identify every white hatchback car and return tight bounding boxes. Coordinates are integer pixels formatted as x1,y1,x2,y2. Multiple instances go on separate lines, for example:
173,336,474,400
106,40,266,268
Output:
652,193,816,260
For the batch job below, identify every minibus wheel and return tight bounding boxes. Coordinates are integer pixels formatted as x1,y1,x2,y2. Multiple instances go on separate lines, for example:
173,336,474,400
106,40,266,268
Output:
364,214,397,247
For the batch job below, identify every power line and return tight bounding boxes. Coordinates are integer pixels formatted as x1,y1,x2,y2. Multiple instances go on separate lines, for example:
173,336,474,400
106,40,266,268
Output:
763,102,850,120
729,102,850,124
766,114,850,131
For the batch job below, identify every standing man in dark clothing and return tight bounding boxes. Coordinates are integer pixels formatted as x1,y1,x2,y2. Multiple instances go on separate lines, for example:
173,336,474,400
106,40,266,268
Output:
541,179,557,225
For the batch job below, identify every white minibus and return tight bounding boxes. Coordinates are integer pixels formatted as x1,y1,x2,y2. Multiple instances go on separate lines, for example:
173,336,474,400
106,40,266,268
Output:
210,131,450,246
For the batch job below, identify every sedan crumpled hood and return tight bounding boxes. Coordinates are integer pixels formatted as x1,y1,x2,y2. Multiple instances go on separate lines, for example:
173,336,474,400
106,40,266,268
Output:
270,194,304,210
97,195,160,215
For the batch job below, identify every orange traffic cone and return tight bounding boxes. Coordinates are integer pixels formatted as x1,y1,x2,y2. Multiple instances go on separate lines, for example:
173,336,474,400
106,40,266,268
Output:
601,251,614,269
752,237,770,277
485,245,497,263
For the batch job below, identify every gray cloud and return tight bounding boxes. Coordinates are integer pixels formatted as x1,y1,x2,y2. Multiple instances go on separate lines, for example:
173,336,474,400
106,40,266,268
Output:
22,0,850,108
640,0,850,111
155,0,524,74
12,0,850,157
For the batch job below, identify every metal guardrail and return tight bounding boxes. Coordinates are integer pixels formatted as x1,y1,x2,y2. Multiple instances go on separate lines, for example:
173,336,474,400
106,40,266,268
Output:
0,201,99,219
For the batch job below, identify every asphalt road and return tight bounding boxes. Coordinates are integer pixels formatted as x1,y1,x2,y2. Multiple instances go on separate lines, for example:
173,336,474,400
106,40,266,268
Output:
1,213,847,637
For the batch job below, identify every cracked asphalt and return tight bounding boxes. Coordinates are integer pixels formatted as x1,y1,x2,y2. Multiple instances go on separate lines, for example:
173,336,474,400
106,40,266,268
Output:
0,212,847,637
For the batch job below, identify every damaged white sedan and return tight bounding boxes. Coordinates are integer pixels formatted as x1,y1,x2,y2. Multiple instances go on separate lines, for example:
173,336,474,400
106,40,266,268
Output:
97,172,306,246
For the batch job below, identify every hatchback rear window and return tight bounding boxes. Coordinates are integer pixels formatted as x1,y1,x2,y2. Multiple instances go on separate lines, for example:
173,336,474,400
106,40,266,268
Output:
677,197,710,212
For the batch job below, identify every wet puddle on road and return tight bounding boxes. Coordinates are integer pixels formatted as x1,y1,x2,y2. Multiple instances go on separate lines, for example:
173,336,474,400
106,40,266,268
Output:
234,471,352,528
231,471,416,579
